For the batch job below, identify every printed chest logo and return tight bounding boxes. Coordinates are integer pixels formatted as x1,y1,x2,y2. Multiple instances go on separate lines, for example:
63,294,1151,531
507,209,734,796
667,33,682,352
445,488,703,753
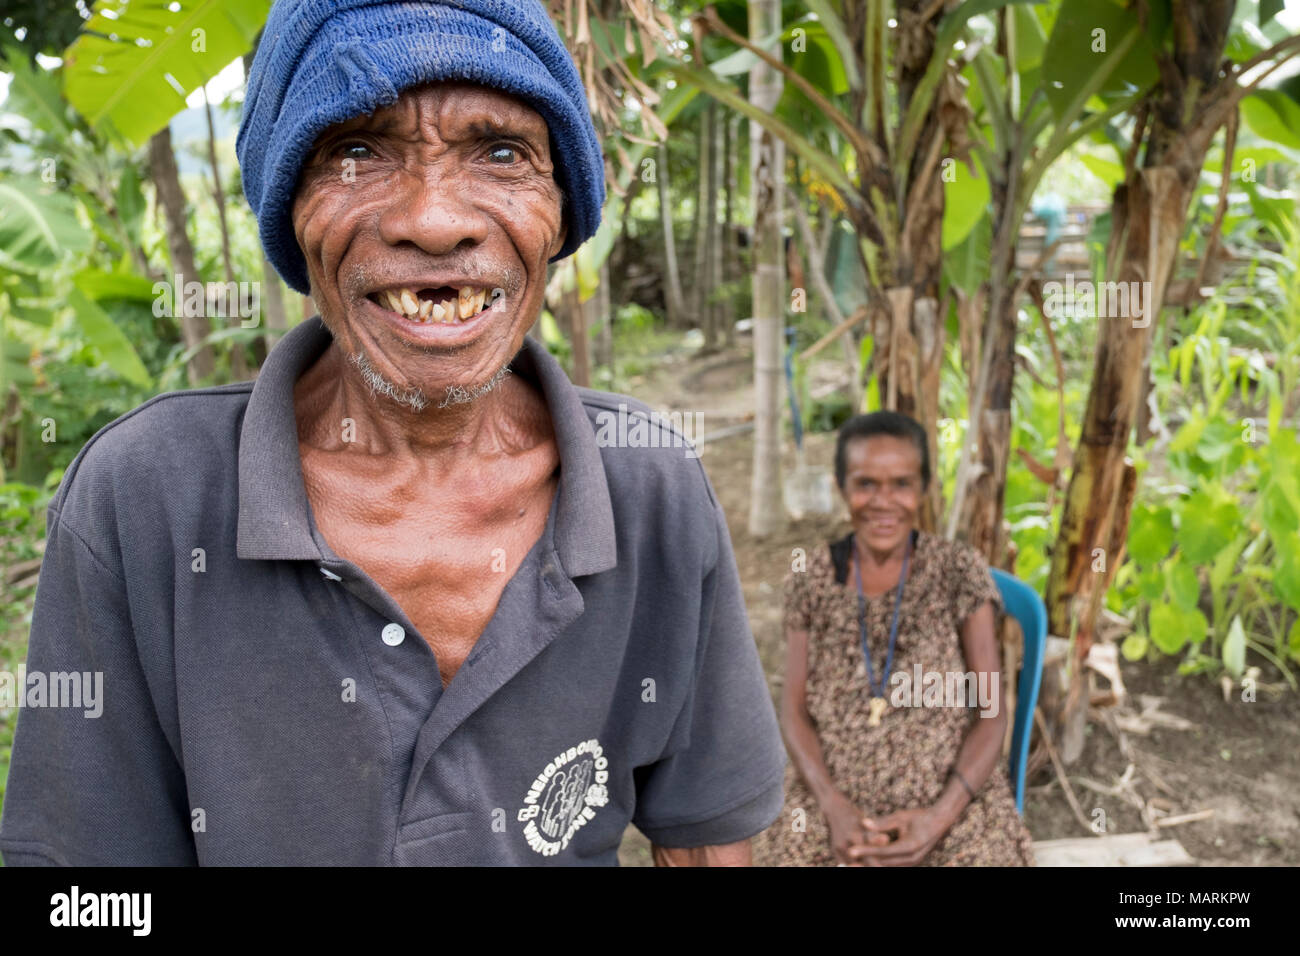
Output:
517,737,610,856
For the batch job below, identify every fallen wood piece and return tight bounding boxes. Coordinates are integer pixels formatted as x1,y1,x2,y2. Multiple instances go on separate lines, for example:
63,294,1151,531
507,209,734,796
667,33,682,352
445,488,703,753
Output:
1154,809,1215,828
1034,706,1094,835
1031,832,1195,867
1113,710,1197,735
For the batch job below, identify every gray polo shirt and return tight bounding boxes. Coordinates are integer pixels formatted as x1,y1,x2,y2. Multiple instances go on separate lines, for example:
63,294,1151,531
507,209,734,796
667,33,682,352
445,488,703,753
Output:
0,316,785,866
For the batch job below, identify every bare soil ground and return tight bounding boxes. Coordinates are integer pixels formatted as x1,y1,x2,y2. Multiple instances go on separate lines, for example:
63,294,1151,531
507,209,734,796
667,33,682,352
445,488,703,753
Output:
616,341,1300,866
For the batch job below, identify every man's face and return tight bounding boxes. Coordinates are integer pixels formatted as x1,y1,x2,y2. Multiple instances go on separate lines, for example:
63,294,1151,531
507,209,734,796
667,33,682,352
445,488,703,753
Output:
291,82,567,408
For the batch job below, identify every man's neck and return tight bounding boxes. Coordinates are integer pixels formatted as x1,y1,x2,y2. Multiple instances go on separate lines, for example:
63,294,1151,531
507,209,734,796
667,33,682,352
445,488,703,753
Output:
294,343,546,461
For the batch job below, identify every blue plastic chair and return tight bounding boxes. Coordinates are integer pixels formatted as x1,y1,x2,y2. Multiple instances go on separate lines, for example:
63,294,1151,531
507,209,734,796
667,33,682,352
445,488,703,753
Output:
989,569,1047,816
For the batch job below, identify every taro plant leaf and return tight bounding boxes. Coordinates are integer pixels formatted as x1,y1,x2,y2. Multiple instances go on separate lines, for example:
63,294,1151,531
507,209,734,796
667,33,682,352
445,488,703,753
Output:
1262,481,1300,536
65,284,151,388
1177,490,1240,565
1222,615,1246,679
63,0,272,147
1128,503,1175,565
1149,603,1207,655
1137,564,1165,602
0,180,91,273
1121,632,1148,662
1165,557,1201,611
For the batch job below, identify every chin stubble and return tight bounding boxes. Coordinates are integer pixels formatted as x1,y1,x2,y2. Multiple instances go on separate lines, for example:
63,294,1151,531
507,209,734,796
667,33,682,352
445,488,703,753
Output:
346,350,512,412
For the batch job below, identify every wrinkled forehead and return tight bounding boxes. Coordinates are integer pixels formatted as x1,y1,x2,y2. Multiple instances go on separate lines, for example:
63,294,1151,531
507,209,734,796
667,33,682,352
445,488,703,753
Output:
316,81,552,146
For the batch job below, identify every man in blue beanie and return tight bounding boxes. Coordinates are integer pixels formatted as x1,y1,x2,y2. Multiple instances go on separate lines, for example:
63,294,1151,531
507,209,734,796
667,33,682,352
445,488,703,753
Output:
0,0,786,867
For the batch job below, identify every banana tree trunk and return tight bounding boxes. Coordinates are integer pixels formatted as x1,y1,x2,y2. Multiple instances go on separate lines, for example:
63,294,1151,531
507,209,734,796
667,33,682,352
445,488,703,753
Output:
1048,165,1189,635
1047,0,1241,763
867,0,950,533
748,0,785,538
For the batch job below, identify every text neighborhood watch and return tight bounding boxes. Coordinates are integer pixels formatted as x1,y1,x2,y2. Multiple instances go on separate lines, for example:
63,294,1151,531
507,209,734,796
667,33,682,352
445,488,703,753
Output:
517,738,610,856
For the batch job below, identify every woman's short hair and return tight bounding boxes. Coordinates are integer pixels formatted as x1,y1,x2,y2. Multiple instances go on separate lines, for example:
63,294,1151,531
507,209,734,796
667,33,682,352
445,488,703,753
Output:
835,411,931,490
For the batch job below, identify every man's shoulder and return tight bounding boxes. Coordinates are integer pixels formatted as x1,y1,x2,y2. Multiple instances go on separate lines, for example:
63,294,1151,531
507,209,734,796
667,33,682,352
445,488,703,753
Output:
51,382,253,516
574,386,710,490
573,384,722,560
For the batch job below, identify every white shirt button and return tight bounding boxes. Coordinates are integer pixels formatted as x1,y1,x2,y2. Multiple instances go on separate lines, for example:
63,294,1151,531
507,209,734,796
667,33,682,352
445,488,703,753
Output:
381,623,405,647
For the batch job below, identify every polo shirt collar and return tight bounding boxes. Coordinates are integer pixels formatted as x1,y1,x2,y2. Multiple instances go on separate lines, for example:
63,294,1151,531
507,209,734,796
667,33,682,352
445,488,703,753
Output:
236,316,617,578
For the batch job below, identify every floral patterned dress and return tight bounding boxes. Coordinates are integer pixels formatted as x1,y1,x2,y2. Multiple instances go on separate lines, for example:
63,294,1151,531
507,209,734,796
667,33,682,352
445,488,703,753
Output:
753,529,1035,866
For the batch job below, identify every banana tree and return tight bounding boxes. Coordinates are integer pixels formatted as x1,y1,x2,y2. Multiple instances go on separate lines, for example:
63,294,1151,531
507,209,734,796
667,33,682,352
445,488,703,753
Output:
673,0,1045,531
61,0,273,384
1045,0,1300,761
945,1,1152,562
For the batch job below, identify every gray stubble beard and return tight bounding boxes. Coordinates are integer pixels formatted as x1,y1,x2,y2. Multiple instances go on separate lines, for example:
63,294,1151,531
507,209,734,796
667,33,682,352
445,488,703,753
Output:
346,349,512,412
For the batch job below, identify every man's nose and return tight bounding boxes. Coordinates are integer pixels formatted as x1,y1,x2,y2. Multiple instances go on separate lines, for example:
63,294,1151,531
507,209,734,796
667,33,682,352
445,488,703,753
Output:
377,164,491,255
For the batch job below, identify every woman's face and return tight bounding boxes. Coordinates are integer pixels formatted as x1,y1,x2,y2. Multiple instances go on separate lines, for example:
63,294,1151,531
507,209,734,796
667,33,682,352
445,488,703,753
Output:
841,434,924,556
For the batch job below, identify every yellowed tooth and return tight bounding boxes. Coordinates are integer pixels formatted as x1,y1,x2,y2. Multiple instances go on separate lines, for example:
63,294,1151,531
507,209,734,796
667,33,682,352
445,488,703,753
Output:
384,290,403,313
458,294,474,320
443,298,461,323
474,289,486,314
431,302,446,322
400,289,419,315
418,298,433,320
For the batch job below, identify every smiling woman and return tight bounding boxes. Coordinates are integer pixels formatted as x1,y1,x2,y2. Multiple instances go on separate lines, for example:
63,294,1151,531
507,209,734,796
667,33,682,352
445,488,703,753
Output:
754,411,1036,867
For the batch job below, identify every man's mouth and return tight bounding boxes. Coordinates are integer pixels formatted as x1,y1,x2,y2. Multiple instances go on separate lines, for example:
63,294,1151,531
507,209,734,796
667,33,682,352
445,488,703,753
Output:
366,285,493,324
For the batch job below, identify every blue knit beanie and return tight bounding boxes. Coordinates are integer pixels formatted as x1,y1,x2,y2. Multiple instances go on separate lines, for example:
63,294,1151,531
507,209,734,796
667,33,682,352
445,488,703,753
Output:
237,0,605,295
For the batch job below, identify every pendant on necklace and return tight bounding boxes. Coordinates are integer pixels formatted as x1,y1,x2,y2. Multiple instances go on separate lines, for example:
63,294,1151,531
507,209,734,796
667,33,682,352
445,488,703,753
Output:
868,696,887,727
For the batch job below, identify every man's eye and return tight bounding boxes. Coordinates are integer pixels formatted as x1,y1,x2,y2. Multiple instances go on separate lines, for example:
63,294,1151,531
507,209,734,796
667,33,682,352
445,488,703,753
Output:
337,142,373,160
487,144,520,164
